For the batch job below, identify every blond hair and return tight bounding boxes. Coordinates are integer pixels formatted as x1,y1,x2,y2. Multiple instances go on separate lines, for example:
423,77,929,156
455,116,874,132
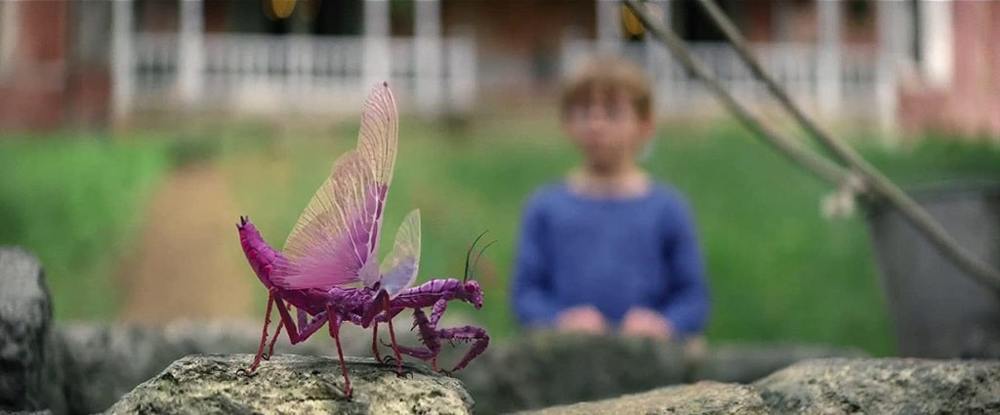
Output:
560,54,653,121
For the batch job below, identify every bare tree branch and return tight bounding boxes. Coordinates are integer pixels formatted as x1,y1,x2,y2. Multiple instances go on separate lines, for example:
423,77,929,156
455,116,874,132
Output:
624,0,1000,295
620,3,848,186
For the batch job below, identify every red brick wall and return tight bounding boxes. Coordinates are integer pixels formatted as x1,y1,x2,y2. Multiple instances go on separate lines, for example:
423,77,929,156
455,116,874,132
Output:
0,1,69,131
899,1,1000,138
0,1,121,131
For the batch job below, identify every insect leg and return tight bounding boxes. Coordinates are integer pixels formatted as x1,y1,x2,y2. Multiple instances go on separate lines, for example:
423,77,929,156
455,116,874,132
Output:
428,298,449,327
326,306,352,399
399,307,443,371
439,325,489,373
382,297,407,375
246,293,275,373
390,344,436,359
296,311,329,342
272,295,304,344
297,306,309,329
370,323,382,362
264,322,284,360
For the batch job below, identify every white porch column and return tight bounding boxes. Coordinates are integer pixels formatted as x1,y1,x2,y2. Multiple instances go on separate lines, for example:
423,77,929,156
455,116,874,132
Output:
415,0,442,116
0,2,18,75
178,0,204,105
364,0,391,89
876,0,905,136
112,0,134,120
288,35,313,103
446,36,476,113
817,0,842,117
596,0,621,50
643,0,670,113
919,0,953,87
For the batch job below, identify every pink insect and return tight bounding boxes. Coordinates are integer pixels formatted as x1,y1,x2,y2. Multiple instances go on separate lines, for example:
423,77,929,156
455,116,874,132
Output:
237,82,490,398
237,82,417,394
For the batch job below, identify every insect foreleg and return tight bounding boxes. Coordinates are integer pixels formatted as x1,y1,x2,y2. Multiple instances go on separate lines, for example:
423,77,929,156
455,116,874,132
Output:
429,298,448,327
391,343,437,359
385,307,443,370
438,325,490,373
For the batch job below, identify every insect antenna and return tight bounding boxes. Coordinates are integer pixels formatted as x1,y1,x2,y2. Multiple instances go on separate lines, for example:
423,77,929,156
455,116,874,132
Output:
468,239,498,282
464,231,489,282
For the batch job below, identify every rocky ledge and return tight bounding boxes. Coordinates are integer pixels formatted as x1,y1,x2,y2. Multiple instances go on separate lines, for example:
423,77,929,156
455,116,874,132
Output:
523,382,769,415
756,358,1000,414
527,358,1000,415
105,354,474,415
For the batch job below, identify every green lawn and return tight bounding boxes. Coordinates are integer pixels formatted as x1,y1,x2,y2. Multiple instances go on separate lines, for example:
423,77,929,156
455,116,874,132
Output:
0,135,170,319
223,118,1000,356
4,118,1000,356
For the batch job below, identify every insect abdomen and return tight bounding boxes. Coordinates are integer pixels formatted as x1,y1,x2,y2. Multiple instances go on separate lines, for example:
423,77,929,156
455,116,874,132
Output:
238,219,282,285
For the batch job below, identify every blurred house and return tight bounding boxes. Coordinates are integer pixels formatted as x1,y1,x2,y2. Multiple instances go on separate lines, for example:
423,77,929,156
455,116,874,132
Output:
0,0,996,138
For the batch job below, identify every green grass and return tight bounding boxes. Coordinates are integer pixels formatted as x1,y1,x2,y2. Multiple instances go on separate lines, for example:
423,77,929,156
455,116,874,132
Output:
223,117,1000,356
4,118,1000,357
0,135,170,320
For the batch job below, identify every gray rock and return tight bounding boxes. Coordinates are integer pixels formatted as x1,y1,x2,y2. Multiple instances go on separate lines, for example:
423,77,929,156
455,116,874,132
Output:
755,358,1000,414
58,324,189,414
454,334,867,414
0,247,65,414
56,320,308,413
51,320,869,414
104,354,474,415
55,317,435,413
520,381,767,415
527,358,1000,415
692,343,869,383
456,333,687,414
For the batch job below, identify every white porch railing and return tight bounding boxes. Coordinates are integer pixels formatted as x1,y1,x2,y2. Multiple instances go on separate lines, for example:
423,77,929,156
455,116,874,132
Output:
562,40,892,121
129,34,476,115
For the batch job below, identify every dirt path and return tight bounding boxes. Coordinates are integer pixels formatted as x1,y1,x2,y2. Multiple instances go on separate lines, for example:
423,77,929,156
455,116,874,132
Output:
118,163,255,323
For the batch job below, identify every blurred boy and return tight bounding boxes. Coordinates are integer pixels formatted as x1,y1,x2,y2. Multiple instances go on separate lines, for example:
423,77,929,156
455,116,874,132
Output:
511,55,709,341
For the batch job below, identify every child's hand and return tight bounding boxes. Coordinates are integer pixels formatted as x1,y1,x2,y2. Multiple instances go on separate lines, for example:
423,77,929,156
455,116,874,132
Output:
556,305,608,334
621,307,673,340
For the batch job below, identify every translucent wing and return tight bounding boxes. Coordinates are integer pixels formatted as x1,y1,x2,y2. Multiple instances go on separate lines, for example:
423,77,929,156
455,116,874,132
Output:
272,151,380,289
273,83,398,290
356,82,398,287
379,209,421,298
357,82,398,193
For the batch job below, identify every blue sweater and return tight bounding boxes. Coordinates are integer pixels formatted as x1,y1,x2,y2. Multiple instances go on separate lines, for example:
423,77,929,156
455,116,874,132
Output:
511,182,710,336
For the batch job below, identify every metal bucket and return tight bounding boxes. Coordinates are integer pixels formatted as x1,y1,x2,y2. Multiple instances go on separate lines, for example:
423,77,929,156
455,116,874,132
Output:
866,182,1000,358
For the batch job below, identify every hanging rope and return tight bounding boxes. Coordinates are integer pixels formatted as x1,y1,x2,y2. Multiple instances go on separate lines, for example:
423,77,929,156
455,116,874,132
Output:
623,0,1000,295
